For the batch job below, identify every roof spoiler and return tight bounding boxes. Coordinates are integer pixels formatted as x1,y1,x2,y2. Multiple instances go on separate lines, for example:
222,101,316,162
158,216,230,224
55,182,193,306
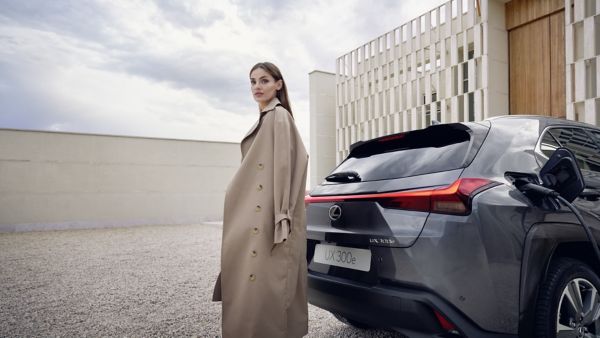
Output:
349,140,365,152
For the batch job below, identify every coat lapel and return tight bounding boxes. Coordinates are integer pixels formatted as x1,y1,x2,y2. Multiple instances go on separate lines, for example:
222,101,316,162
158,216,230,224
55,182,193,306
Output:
240,97,281,145
241,119,260,143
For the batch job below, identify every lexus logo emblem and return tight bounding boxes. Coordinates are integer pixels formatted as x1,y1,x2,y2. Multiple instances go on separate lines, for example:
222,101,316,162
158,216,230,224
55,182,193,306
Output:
328,204,342,221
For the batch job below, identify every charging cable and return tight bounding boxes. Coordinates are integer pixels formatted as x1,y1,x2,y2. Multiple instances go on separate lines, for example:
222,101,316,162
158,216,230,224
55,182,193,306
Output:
515,179,600,266
555,195,600,267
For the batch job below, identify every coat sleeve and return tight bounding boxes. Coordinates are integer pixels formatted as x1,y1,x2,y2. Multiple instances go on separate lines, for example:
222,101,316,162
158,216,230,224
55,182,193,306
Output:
272,108,294,244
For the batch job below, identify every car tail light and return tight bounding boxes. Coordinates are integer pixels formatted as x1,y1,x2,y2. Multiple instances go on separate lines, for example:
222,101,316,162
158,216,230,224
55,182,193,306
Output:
433,309,459,333
304,178,498,215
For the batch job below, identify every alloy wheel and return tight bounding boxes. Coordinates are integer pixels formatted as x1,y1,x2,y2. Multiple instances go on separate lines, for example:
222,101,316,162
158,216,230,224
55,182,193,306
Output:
556,278,600,338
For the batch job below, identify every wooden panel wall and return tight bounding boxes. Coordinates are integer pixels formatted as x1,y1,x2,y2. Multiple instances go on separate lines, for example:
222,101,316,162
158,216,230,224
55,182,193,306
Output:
507,0,566,117
506,0,564,30
509,17,550,115
549,11,566,118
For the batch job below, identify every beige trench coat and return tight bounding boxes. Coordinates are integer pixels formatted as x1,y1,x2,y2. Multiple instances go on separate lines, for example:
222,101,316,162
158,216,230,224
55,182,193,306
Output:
212,97,309,338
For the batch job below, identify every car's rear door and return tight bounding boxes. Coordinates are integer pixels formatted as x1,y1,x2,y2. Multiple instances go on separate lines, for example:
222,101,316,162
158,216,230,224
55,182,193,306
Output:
306,122,490,282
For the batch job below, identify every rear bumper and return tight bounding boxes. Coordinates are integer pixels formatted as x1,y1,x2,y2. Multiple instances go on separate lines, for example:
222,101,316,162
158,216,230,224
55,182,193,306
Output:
308,271,517,338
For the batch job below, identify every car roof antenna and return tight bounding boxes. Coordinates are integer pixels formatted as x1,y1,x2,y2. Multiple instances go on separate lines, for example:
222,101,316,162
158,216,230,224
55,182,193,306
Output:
430,120,441,126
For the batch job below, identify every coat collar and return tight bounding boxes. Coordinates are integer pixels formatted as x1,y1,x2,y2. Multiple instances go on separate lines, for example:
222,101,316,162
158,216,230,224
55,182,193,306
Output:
241,97,281,143
260,97,281,114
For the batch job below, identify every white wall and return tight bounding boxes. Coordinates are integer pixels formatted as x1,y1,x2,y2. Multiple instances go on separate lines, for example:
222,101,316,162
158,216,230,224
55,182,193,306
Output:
565,0,600,124
309,70,337,188
0,129,240,232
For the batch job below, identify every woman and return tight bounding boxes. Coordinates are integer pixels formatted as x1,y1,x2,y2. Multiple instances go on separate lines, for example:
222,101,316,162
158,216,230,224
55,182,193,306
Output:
212,62,309,338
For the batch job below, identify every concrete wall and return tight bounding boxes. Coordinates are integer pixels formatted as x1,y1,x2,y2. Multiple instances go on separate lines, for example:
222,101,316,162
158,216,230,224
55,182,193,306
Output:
0,129,239,232
485,0,510,117
309,70,337,189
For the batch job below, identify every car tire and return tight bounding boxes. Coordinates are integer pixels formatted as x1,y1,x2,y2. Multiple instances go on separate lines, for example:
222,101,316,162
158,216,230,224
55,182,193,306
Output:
332,312,373,329
535,257,600,337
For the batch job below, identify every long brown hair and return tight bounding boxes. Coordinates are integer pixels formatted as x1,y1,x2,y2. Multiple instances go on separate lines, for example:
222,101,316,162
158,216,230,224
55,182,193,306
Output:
250,62,293,116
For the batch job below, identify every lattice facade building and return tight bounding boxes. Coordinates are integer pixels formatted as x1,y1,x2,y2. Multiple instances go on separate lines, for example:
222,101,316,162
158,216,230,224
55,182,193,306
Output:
334,0,510,162
565,0,600,124
309,0,600,173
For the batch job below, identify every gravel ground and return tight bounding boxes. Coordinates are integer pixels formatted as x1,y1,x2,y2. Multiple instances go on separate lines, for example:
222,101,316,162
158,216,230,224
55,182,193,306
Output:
0,223,405,337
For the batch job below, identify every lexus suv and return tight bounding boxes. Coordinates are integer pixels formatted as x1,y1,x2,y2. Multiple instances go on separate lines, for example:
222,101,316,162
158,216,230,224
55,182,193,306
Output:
305,116,600,337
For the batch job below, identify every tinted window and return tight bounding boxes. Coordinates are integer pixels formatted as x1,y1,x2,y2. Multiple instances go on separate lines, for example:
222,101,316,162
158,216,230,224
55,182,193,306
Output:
591,130,600,147
587,130,600,188
548,128,600,172
546,128,600,188
330,124,473,182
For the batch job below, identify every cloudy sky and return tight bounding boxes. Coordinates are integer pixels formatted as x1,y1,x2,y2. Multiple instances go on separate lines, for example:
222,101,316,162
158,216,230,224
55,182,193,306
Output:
0,0,444,146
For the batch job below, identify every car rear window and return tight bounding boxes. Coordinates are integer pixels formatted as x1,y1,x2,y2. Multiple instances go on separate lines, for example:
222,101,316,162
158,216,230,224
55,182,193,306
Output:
330,124,477,182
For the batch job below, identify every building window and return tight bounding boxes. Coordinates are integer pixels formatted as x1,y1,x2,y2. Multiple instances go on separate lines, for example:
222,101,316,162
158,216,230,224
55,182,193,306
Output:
585,58,597,100
468,92,474,121
440,4,446,25
463,61,468,93
451,0,457,19
412,20,417,38
432,92,441,119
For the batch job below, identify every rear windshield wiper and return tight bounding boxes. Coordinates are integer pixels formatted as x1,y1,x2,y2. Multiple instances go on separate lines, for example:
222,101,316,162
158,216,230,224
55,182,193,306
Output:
325,171,362,183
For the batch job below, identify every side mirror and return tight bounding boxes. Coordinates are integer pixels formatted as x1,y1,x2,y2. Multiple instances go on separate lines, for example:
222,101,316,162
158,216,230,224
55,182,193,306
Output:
539,147,585,203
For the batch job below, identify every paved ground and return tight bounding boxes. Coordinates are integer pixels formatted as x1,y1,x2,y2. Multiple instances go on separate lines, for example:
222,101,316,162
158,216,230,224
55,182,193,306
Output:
0,223,405,337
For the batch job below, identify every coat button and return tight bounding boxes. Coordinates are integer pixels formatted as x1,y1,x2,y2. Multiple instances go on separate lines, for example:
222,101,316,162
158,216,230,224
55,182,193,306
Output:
257,184,263,191
255,205,261,212
252,227,259,235
249,274,256,281
251,250,257,257
257,163,264,170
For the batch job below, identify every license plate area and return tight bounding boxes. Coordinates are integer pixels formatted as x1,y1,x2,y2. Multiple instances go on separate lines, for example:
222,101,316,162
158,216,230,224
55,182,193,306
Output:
313,243,372,272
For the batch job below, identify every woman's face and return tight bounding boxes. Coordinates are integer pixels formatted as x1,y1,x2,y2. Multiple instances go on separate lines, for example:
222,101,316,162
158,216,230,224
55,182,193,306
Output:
250,67,282,108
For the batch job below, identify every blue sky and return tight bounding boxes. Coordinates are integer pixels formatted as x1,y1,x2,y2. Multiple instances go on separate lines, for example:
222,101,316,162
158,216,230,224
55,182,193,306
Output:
0,0,445,145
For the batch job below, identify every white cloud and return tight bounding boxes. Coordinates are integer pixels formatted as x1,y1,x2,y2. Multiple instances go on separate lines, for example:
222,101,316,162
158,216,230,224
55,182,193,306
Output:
0,0,446,146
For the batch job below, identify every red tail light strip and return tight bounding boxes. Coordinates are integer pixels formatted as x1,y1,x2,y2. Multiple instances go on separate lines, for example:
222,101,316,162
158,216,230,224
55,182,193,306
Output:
433,309,458,332
304,178,499,215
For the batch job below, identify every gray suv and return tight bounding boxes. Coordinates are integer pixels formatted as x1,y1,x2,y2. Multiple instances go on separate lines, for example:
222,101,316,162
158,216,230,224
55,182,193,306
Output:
305,116,600,337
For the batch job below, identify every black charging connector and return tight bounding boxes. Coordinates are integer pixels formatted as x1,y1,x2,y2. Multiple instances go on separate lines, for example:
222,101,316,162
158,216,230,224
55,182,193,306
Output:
513,178,560,198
